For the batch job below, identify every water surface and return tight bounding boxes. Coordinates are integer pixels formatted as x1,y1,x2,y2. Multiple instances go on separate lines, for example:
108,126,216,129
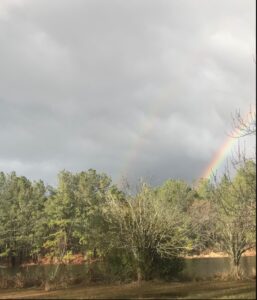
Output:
0,256,255,280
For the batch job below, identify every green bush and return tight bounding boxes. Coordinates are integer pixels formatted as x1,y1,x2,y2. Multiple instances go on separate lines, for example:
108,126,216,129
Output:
104,249,136,281
151,256,185,280
102,249,185,282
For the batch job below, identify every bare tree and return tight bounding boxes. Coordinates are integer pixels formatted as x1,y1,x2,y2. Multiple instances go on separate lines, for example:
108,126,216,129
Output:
231,106,256,138
105,182,191,282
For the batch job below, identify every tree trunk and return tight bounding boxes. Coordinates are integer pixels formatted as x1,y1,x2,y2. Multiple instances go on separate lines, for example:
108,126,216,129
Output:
93,248,97,259
137,266,142,285
19,251,23,266
232,263,240,279
11,254,16,267
231,254,242,279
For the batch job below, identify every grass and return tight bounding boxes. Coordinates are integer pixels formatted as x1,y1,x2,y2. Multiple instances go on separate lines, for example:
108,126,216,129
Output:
0,280,255,299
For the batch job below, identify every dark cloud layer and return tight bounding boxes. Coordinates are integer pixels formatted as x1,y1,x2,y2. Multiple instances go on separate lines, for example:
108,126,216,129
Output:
0,0,255,186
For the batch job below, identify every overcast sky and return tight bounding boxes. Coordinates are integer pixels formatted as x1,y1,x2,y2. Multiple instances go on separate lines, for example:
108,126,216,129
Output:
0,0,255,187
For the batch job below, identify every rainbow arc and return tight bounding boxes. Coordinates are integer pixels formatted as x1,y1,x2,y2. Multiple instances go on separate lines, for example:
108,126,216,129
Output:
118,103,255,185
199,108,256,181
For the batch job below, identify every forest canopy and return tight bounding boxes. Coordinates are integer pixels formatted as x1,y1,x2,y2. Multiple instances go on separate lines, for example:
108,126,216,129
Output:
0,159,255,281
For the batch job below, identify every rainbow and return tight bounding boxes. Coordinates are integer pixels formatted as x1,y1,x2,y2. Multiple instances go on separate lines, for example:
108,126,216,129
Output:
117,88,173,184
118,100,255,186
199,108,256,180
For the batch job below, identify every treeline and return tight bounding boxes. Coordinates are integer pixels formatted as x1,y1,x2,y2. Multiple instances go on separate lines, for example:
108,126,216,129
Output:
0,160,255,280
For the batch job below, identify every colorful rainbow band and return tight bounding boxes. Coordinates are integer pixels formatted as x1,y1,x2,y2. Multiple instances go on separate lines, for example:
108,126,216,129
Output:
199,108,256,181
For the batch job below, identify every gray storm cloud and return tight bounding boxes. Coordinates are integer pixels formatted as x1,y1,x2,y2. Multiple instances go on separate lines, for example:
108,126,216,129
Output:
0,0,255,186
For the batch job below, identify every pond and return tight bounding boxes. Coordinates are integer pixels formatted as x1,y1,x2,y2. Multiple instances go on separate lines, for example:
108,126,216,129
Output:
0,256,256,281
180,256,256,279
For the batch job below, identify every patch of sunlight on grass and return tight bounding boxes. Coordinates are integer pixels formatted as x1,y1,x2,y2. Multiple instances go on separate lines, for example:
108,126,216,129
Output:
214,291,256,299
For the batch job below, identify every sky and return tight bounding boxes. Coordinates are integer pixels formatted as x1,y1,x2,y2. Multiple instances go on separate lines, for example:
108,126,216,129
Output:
0,0,255,187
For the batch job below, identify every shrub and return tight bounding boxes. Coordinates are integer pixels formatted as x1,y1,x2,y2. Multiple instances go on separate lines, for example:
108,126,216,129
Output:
151,256,185,280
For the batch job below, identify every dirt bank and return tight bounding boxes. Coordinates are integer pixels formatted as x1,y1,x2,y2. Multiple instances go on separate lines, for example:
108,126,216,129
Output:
185,249,256,259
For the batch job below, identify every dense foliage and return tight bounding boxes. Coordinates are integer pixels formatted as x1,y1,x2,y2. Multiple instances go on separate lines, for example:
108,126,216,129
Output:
0,160,255,280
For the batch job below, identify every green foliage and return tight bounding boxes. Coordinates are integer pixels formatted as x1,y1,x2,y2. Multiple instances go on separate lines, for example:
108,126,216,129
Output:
187,179,216,253
103,249,136,281
212,159,256,275
43,169,115,261
150,255,185,280
0,172,47,265
196,178,214,201
0,162,255,282
156,179,196,212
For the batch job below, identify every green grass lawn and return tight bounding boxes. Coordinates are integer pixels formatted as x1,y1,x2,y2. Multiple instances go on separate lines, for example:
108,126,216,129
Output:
0,280,255,299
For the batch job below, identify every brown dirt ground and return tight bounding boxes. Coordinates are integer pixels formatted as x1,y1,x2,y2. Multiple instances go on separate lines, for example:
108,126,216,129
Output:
0,280,255,299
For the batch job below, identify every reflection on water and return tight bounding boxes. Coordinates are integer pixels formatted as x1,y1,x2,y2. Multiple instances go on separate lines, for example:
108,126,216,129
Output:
0,256,256,280
181,256,256,279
